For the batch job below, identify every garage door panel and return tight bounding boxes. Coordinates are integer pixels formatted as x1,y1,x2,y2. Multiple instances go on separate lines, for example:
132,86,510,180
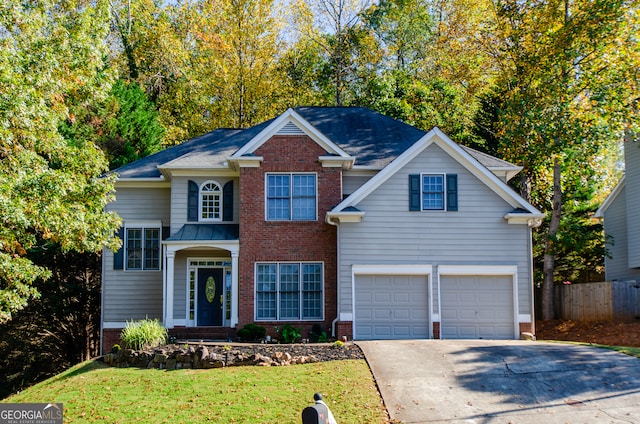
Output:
355,274,429,340
441,275,515,340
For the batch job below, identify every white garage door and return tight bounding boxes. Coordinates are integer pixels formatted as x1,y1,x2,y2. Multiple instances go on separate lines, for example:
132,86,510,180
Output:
440,275,515,339
354,275,429,340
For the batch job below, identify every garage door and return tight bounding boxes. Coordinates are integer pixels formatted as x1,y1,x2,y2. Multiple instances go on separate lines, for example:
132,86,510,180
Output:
440,275,515,339
354,275,429,340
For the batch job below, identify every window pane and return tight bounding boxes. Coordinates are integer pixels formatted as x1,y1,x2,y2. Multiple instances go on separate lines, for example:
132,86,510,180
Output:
422,175,444,210
256,264,277,319
126,228,142,269
144,228,160,270
267,175,291,220
292,175,316,220
302,263,322,319
201,182,221,220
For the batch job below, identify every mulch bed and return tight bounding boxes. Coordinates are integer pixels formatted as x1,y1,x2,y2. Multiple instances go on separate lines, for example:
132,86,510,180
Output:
535,320,640,347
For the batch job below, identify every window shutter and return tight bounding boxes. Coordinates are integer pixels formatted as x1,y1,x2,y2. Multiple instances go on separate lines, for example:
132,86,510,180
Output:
223,181,234,221
409,174,421,211
113,227,124,270
446,174,458,211
188,180,199,221
162,226,170,240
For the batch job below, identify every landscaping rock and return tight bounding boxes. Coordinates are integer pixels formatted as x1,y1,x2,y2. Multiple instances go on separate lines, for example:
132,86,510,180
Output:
102,342,364,370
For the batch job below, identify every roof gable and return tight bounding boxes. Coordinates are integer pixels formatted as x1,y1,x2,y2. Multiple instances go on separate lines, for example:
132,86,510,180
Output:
594,176,625,218
330,127,543,220
228,108,354,168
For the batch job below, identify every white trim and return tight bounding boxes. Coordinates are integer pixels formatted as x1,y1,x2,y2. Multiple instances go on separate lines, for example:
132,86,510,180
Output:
437,265,519,339
351,264,433,340
123,223,162,271
186,257,233,327
352,264,433,275
420,172,446,211
103,321,127,329
504,212,545,227
325,210,365,224
228,157,263,168
319,155,356,168
199,180,223,222
227,109,355,169
331,127,542,216
518,314,533,323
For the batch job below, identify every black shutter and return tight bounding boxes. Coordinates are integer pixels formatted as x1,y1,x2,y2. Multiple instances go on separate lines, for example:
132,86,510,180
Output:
187,180,199,222
162,226,170,240
113,227,124,270
446,174,458,211
223,181,234,221
409,174,421,211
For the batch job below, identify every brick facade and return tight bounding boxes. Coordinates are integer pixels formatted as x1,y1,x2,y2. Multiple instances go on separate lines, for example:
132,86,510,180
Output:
238,135,340,338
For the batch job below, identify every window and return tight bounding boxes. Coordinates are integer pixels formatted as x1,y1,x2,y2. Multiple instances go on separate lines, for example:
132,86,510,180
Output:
266,174,317,220
255,262,323,320
422,174,444,210
200,181,222,221
409,174,458,211
126,227,160,270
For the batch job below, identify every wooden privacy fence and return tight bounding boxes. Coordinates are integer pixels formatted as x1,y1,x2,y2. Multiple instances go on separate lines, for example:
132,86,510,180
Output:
554,281,640,322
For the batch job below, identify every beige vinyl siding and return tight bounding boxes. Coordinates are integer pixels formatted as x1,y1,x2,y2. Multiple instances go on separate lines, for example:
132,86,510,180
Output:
624,141,640,268
103,186,170,322
338,143,532,317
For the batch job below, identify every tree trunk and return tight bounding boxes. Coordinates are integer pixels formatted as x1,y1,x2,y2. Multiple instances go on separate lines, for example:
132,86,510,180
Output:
542,158,562,320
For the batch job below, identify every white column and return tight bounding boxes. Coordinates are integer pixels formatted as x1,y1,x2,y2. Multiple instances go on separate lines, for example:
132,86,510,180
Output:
231,251,239,327
165,250,176,329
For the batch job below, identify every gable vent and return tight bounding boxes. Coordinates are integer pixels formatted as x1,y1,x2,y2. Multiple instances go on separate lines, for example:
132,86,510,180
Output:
276,121,305,135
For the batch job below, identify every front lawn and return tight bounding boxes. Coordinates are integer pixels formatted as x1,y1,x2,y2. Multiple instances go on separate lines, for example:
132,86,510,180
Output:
3,359,387,423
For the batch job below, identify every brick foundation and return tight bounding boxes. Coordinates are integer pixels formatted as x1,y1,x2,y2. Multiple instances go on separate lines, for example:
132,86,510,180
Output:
102,329,123,355
335,321,353,341
519,322,535,338
432,322,440,339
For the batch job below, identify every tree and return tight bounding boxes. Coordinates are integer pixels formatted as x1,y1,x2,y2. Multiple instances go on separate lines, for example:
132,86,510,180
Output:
487,0,639,319
0,0,121,322
61,80,165,169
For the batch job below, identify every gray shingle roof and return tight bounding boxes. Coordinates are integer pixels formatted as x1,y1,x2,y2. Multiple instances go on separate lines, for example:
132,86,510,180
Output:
113,107,519,178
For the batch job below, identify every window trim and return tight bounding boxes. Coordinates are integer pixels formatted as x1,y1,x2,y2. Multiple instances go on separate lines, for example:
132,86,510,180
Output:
254,261,325,321
124,223,162,271
199,180,223,222
421,173,446,211
265,172,318,221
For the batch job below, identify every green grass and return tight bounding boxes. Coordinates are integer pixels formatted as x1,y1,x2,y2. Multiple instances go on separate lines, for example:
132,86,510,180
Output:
3,359,387,423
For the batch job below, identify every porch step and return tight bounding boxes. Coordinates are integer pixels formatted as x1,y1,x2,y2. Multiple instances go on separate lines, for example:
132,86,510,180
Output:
169,327,236,342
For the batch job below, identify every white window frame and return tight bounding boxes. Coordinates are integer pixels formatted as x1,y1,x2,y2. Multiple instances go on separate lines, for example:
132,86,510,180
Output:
199,180,223,221
124,222,161,271
254,261,324,321
265,173,318,221
421,173,446,211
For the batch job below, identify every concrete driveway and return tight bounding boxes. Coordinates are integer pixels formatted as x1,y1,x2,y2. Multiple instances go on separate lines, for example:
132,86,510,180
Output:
357,340,640,423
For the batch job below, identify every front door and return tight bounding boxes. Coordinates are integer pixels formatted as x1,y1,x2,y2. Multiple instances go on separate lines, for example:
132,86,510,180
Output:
197,268,223,326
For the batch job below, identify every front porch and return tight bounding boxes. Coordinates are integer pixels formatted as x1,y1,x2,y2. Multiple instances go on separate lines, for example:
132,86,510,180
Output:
163,224,240,331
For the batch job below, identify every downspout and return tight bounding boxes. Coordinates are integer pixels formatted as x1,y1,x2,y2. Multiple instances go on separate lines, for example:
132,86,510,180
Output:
326,214,340,338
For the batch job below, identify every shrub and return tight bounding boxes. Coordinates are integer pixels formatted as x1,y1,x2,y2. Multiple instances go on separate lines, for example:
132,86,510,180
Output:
279,323,301,344
309,324,328,343
333,340,344,348
120,318,167,350
237,323,266,342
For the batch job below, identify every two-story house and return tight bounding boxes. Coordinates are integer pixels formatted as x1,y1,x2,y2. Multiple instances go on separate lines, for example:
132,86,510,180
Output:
101,107,544,352
595,138,640,282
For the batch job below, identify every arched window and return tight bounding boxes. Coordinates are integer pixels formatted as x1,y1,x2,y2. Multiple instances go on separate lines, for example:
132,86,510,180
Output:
200,181,222,221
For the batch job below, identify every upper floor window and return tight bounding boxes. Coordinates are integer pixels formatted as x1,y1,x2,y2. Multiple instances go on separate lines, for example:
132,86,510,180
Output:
422,174,444,210
266,173,317,221
126,227,160,270
200,181,222,221
409,173,458,212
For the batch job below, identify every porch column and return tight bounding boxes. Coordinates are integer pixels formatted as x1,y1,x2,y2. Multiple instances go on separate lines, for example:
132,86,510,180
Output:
231,251,239,327
165,250,176,328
